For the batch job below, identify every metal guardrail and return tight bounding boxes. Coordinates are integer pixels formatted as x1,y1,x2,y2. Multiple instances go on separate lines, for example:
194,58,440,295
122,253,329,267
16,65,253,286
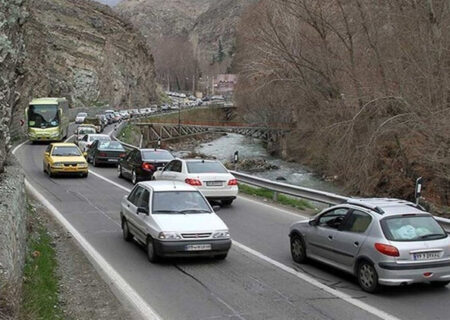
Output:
111,116,450,231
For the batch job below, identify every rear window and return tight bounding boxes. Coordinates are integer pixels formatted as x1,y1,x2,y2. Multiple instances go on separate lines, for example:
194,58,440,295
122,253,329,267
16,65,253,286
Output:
142,150,174,161
187,161,228,174
89,135,110,142
381,215,447,241
98,141,125,151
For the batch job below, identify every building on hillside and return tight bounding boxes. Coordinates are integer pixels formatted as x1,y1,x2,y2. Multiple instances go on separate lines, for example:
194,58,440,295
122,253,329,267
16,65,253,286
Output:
213,74,238,97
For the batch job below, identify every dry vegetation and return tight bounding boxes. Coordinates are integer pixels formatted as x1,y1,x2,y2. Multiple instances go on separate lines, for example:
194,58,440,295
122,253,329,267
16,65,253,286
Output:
234,0,450,207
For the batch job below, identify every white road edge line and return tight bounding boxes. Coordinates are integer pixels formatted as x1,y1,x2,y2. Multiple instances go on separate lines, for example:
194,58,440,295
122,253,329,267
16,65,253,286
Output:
89,170,401,320
13,141,162,320
64,134,75,142
25,180,162,320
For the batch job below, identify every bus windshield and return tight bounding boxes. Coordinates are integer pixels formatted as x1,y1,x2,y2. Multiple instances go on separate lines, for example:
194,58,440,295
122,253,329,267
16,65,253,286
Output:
28,105,59,128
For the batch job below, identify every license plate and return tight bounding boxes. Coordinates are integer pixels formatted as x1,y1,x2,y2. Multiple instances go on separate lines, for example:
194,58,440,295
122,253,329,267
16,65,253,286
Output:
413,252,441,261
206,181,223,187
65,167,77,171
185,244,212,251
108,159,118,162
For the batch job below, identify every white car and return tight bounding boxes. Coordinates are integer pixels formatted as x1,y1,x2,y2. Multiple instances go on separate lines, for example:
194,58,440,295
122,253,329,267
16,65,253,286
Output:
76,126,96,143
153,159,238,206
78,134,111,152
120,181,232,262
75,112,88,124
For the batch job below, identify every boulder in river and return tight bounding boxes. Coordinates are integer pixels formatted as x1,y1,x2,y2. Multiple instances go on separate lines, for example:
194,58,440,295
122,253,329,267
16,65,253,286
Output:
225,158,279,172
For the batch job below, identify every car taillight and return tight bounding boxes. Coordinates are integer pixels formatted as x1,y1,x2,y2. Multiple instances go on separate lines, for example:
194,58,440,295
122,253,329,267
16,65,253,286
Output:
98,152,107,157
375,243,399,257
119,153,126,158
185,178,202,186
228,179,238,186
142,162,155,171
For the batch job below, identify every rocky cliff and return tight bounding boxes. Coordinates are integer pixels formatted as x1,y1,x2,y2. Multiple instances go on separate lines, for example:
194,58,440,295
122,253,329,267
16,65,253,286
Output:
19,0,157,112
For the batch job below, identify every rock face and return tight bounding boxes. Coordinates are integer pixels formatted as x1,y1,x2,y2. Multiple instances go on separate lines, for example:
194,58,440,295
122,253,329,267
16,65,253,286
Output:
19,0,157,111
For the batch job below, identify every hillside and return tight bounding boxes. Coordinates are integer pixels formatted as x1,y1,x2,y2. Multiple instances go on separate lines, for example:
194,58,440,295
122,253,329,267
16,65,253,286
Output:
20,0,157,111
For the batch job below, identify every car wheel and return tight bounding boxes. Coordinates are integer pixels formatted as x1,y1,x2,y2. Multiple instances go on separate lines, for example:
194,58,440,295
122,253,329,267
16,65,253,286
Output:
430,281,450,288
357,261,380,293
122,219,133,242
118,165,123,178
221,199,233,207
215,254,227,260
290,235,307,263
82,172,88,178
146,237,159,263
47,165,54,178
132,170,137,185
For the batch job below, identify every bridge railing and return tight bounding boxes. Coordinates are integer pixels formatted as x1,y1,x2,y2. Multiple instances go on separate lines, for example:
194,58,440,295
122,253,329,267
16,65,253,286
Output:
112,121,450,231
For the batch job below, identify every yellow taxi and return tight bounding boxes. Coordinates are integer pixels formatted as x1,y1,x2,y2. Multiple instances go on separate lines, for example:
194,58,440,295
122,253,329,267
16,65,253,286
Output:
43,143,89,177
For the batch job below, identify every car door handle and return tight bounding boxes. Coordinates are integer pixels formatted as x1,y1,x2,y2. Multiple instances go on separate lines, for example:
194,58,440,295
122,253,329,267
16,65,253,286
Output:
328,235,333,240
354,241,359,247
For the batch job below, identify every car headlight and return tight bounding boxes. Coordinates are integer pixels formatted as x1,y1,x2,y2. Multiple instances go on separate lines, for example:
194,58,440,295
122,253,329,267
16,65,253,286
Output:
212,231,230,239
53,162,64,168
158,232,182,240
78,163,88,168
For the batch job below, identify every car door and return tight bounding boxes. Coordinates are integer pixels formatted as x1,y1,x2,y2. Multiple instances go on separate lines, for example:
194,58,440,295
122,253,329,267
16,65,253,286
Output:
132,150,143,178
134,188,156,240
79,135,88,151
121,150,135,177
169,160,183,182
159,161,176,180
332,209,373,269
306,208,350,263
88,140,98,161
124,185,146,242
43,144,52,168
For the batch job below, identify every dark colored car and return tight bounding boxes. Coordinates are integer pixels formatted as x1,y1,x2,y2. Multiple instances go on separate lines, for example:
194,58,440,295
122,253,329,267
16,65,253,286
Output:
118,148,174,184
87,141,126,167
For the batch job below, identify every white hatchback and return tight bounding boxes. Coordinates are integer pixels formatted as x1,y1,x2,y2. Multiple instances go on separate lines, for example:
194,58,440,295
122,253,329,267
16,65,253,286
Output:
120,181,232,262
153,159,238,206
78,134,111,152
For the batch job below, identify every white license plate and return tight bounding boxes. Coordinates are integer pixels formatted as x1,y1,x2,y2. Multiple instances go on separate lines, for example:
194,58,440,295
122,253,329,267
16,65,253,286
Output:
206,181,223,187
108,159,118,162
185,244,212,251
413,252,441,260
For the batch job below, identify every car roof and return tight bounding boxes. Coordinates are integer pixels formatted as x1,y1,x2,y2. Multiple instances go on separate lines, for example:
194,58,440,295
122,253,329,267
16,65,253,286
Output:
182,159,220,163
344,198,427,216
138,180,197,192
51,142,78,147
140,148,170,153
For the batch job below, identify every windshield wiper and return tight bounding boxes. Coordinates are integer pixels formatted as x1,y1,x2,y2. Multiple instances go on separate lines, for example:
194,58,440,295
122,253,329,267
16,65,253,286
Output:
420,233,445,239
152,210,180,214
178,209,211,214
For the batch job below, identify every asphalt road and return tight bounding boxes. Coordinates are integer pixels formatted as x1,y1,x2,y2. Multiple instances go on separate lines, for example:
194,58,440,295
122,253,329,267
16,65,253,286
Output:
14,124,450,320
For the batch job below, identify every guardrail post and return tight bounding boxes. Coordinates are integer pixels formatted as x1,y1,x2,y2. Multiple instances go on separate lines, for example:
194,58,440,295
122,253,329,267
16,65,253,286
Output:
273,191,279,202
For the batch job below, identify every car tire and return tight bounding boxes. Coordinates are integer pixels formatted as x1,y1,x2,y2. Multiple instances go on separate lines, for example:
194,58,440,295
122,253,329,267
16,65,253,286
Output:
82,172,88,178
215,254,227,260
122,219,133,242
290,234,307,263
221,199,233,207
357,261,381,293
118,165,123,178
430,281,450,288
47,165,54,178
146,237,159,263
132,170,138,185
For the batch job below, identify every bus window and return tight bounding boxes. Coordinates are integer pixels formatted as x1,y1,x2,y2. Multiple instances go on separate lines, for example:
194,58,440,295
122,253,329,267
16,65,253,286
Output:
28,105,59,128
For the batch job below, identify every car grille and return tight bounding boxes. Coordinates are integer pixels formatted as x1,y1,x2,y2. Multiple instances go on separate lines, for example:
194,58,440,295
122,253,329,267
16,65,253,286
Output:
63,162,84,167
181,233,212,239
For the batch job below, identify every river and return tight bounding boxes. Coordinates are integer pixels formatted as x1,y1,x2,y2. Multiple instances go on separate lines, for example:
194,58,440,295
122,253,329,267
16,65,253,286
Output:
193,133,340,194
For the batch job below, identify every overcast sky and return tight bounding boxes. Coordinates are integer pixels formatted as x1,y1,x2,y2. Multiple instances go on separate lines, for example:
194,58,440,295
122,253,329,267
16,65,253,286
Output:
95,0,121,6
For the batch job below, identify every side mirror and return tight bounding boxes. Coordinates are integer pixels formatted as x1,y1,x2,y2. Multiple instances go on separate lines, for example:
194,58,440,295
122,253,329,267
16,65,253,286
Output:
83,152,88,158
137,207,149,215
157,167,163,171
44,152,49,156
212,205,221,212
308,219,318,226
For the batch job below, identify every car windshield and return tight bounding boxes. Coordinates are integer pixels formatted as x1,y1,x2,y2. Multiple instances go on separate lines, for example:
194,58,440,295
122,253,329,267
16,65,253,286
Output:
142,150,174,161
98,141,125,151
78,128,96,135
381,215,447,241
89,135,110,142
187,161,228,174
52,146,81,157
152,191,211,214
77,113,87,117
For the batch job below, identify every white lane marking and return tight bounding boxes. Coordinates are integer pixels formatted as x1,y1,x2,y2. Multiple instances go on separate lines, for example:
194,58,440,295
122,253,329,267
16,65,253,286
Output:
12,140,28,155
64,134,75,142
25,180,162,320
89,170,401,320
233,242,401,320
237,195,310,219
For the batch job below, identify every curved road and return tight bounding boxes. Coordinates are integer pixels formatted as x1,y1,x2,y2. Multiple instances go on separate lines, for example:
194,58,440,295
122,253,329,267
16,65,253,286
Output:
14,125,450,320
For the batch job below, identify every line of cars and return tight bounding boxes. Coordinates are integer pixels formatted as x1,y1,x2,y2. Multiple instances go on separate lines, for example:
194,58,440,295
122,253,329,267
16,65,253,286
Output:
41,124,450,293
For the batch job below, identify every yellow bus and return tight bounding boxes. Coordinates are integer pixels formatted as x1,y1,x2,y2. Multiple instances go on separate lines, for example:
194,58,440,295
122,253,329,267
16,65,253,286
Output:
25,97,69,142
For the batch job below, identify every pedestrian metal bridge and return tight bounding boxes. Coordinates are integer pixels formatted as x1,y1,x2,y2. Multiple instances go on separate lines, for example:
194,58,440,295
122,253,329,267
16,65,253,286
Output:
133,121,291,145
